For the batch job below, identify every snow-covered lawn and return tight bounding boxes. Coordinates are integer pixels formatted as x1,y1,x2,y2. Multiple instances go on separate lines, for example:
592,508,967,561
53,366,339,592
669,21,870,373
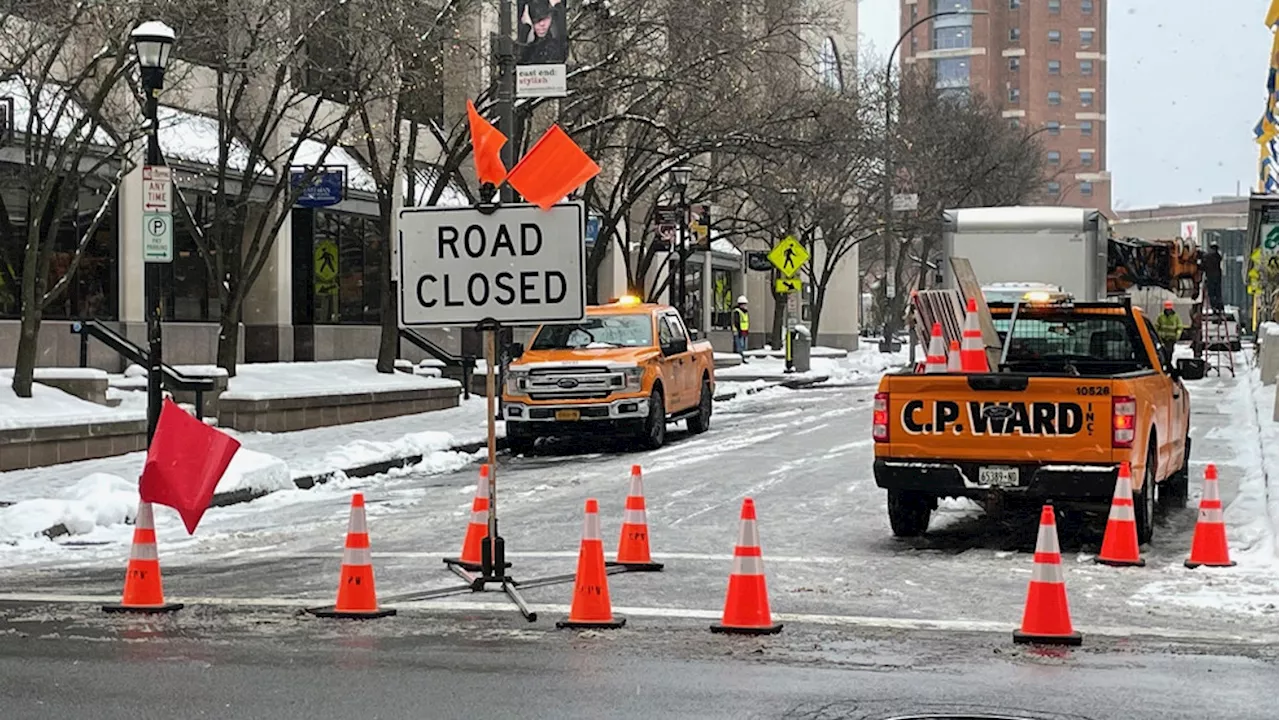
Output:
0,371,144,430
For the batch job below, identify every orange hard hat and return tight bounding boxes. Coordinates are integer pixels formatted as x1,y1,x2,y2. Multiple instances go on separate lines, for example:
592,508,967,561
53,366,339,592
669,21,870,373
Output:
1163,299,1174,309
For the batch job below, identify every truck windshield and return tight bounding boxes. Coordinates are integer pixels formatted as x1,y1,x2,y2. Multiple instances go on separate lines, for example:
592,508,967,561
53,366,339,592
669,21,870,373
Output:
994,313,1151,374
530,314,654,350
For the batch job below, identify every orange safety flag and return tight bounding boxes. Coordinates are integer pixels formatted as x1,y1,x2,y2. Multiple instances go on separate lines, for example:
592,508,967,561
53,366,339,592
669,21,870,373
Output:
505,124,601,210
138,398,240,534
466,99,508,186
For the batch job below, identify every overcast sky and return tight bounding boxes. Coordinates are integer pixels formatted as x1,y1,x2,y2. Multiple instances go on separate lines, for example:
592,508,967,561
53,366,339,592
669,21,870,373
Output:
857,0,1274,210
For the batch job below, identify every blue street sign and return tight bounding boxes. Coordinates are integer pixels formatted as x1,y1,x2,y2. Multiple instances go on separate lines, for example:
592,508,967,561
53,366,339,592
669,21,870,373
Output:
585,215,602,246
290,167,345,208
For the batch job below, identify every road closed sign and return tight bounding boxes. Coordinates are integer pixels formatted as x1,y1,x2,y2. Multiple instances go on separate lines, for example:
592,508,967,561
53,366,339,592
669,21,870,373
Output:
398,202,586,327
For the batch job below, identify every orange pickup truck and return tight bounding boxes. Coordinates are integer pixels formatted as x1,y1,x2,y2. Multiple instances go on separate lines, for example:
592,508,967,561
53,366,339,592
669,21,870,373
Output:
873,298,1191,542
502,298,716,453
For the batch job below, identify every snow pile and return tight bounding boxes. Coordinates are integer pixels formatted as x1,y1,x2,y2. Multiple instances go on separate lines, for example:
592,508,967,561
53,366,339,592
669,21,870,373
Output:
215,447,293,495
220,359,461,401
818,344,911,385
0,474,136,543
0,373,144,430
303,429,490,477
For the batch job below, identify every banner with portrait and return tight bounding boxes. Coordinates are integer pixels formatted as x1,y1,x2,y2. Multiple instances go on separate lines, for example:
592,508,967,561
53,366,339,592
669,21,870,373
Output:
516,0,568,97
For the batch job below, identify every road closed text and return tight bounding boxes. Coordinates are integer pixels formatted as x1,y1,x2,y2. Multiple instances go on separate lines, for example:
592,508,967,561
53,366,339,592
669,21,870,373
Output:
398,204,585,327
414,223,568,308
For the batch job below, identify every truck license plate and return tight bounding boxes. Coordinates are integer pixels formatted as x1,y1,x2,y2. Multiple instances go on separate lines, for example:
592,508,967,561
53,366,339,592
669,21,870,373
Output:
979,466,1019,487
555,409,581,421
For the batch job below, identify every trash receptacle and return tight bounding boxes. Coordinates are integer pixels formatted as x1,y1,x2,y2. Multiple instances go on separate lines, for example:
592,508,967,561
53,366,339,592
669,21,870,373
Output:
790,325,812,373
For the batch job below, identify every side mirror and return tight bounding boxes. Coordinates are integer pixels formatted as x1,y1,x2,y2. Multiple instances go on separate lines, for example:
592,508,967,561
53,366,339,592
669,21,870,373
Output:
664,338,688,356
508,342,524,358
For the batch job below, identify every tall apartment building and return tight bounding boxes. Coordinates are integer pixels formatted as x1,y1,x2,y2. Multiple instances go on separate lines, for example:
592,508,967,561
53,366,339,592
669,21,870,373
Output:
899,0,1111,213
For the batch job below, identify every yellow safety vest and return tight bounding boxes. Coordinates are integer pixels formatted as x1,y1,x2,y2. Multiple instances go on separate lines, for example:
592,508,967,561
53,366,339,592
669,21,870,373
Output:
735,308,749,332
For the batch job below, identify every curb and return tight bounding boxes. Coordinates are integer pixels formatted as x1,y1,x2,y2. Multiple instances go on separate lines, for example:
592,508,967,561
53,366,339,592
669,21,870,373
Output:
713,374,831,402
31,437,501,542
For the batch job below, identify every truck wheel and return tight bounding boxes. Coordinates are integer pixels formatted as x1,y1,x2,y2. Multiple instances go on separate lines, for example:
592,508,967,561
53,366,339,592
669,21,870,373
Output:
1161,436,1191,508
887,490,934,537
505,424,536,456
638,388,666,450
1135,449,1158,545
686,379,712,434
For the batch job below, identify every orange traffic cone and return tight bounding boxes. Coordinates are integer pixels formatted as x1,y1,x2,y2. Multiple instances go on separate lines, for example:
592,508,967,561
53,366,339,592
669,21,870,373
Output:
614,465,663,571
1185,464,1236,569
308,493,395,619
557,498,626,629
960,297,989,373
1095,462,1145,567
446,464,491,571
711,498,783,635
924,322,947,374
1013,505,1081,646
102,501,183,614
947,339,962,372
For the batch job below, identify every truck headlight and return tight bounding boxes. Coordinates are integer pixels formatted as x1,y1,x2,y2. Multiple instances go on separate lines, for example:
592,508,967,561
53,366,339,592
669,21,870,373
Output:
506,369,529,395
622,366,644,391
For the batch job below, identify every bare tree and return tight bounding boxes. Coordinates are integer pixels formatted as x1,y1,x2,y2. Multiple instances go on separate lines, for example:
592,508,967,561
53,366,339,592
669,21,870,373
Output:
872,67,1048,342
0,6,144,397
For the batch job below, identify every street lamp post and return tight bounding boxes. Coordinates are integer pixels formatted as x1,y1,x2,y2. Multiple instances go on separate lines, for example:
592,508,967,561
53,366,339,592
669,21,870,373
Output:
881,8,986,354
670,165,692,320
780,188,798,372
132,21,175,443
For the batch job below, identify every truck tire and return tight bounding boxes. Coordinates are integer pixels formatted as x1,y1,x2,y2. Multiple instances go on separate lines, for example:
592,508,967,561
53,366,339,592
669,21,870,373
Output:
505,424,537,456
1135,447,1158,545
638,387,666,450
1161,436,1191,508
686,378,712,434
887,490,934,538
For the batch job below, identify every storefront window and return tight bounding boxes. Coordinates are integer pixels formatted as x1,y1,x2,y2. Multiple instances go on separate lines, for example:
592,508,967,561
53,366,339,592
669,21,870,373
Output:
0,180,119,321
306,209,383,325
711,268,734,329
162,194,221,322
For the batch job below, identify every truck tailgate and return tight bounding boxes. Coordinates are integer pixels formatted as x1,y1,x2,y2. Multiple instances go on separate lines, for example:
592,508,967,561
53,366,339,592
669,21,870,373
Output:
881,374,1116,463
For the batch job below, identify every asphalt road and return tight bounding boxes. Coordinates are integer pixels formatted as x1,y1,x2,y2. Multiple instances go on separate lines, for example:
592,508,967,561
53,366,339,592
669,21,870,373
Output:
1,604,1275,720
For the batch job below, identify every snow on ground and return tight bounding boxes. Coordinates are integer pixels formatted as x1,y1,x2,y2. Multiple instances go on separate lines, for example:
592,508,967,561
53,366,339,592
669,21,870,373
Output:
1130,361,1280,617
715,343,909,385
0,371,144,430
220,359,460,400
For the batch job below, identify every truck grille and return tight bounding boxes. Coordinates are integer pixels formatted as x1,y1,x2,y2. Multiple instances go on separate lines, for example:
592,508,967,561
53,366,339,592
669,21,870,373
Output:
525,367,625,400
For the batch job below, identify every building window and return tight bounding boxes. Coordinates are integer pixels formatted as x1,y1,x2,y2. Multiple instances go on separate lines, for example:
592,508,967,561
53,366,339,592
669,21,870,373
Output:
1080,150,1095,167
1008,87,1021,103
1080,59,1094,76
1080,120,1094,136
1080,180,1094,196
1047,151,1061,165
1009,27,1021,43
933,26,972,50
298,210,384,325
1048,90,1062,105
1081,90,1095,107
1009,118,1022,129
1009,57,1021,72
164,194,221,322
0,177,120,321
1048,60,1061,75
932,0,974,12
1081,30,1095,46
1047,181,1062,195
1049,0,1061,12
934,57,971,88
1009,0,1021,8
1046,120,1062,135
1048,30,1062,43
1081,0,1094,13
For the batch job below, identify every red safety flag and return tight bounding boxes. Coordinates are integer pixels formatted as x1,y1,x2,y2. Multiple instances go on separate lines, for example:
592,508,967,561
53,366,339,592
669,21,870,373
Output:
505,124,601,210
138,398,241,535
467,99,509,186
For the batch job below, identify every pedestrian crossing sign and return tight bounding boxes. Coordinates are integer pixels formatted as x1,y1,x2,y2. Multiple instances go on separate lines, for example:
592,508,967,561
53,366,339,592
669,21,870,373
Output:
775,277,802,294
768,235,808,278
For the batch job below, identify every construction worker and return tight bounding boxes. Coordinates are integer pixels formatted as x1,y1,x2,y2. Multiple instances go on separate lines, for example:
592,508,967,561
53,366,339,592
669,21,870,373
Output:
1155,299,1185,363
731,295,750,362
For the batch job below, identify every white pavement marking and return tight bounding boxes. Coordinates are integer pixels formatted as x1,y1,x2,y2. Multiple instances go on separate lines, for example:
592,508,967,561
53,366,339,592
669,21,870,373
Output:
0,592,1270,646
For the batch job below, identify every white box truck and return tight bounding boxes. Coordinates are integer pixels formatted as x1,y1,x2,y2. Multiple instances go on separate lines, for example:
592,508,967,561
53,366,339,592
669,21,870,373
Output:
941,206,1111,301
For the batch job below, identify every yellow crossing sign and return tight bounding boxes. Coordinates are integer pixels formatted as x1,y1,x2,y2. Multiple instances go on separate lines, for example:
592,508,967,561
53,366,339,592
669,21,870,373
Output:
774,277,802,294
768,235,809,278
